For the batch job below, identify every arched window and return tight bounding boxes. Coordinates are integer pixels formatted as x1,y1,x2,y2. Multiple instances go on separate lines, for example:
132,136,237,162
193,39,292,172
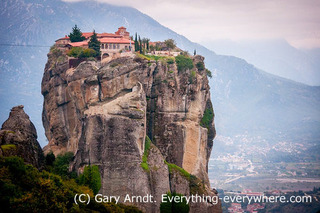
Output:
105,44,108,49
113,44,116,49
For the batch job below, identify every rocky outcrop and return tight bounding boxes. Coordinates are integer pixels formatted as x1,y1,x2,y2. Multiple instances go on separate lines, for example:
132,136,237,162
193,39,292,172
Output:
0,105,44,169
41,48,219,212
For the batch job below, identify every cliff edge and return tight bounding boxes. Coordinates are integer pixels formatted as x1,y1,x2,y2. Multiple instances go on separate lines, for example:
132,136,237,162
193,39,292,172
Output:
41,48,220,212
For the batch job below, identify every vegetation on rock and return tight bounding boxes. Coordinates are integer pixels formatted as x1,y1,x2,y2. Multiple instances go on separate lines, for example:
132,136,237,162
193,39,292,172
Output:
78,165,101,194
141,136,152,172
0,156,141,212
196,61,205,71
51,152,77,179
175,55,194,72
200,107,214,132
164,39,176,50
67,47,97,58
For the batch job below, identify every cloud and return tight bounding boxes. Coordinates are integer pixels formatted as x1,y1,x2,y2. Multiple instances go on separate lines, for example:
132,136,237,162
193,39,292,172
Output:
63,0,320,48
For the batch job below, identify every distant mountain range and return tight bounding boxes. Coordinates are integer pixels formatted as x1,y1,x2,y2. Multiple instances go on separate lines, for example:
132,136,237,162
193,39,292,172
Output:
205,39,320,86
1,0,319,147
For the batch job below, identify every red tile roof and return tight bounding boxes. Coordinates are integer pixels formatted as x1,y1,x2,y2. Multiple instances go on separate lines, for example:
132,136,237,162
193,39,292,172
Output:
99,38,132,44
98,33,122,38
68,41,88,47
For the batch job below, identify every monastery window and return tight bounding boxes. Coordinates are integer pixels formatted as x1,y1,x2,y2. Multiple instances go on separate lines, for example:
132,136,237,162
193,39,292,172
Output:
113,44,116,49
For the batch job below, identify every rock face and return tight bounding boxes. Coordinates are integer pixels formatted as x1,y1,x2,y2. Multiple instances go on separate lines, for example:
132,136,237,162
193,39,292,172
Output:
0,105,44,169
42,48,220,212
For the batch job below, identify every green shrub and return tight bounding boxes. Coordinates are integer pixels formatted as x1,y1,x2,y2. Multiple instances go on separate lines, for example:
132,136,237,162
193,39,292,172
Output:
175,55,193,72
160,192,189,213
206,69,212,78
196,62,205,71
53,152,76,179
78,165,101,194
67,46,84,58
0,156,142,212
80,48,97,58
141,136,152,172
1,144,16,152
165,161,190,179
45,151,55,167
167,58,174,64
200,107,214,131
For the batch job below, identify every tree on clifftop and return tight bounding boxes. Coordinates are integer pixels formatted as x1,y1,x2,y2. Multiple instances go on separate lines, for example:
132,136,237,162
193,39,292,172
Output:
164,39,176,50
68,25,85,42
88,30,100,57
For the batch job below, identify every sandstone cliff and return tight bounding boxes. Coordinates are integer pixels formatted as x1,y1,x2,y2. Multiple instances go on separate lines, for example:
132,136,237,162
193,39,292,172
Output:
42,48,220,212
0,105,44,169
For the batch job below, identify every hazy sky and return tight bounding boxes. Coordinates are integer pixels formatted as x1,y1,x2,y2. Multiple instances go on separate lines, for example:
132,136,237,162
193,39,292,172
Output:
64,0,320,49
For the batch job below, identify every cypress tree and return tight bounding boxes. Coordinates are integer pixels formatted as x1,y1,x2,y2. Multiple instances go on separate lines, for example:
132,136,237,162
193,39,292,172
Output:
139,36,142,54
134,33,138,52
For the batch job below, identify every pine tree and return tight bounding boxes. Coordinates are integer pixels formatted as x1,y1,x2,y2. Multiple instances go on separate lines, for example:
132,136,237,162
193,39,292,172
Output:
194,49,196,56
68,25,85,42
88,30,100,57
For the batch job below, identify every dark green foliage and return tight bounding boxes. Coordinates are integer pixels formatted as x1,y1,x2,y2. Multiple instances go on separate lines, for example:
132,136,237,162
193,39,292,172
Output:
0,156,142,212
67,46,84,58
134,33,139,52
78,165,101,194
167,58,174,64
160,192,189,213
45,151,55,166
139,36,142,54
164,39,176,50
196,61,205,71
206,68,212,78
88,30,100,57
80,48,97,58
53,152,77,179
165,161,190,179
67,47,97,58
141,136,152,172
68,25,85,42
200,108,214,132
175,55,194,72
